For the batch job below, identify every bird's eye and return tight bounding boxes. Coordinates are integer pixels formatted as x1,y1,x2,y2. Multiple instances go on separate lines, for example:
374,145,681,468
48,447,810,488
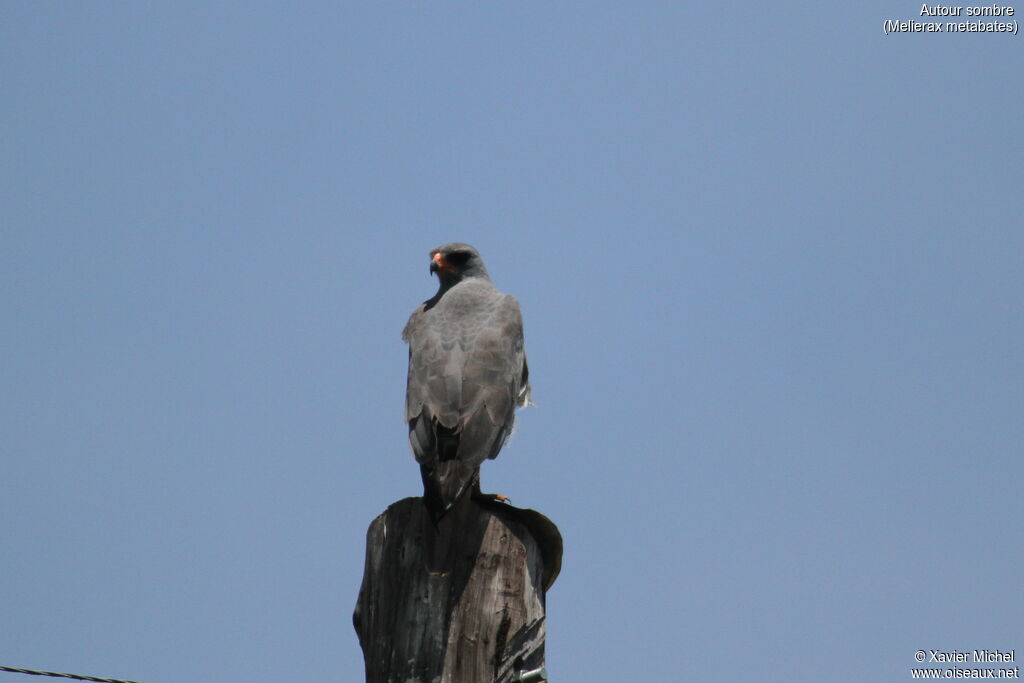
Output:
446,251,470,266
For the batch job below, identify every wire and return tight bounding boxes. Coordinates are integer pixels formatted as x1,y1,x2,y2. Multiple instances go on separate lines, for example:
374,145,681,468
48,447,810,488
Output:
0,665,147,683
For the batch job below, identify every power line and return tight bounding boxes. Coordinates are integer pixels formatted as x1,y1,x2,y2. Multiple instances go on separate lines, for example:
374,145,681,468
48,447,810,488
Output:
0,665,147,683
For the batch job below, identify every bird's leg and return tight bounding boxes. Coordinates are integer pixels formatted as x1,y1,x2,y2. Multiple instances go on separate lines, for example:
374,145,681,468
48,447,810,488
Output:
470,472,512,504
473,491,512,505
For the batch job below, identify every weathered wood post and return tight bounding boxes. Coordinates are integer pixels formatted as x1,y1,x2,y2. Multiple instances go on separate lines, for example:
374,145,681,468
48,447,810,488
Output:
354,493,561,683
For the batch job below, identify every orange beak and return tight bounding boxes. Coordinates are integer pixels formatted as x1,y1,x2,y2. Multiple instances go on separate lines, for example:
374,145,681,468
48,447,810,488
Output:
431,252,453,273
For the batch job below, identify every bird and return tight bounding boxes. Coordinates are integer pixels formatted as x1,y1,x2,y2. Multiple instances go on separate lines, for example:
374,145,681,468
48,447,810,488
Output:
403,243,531,520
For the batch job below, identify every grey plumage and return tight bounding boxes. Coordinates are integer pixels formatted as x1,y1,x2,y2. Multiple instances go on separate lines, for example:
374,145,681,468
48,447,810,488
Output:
403,243,530,517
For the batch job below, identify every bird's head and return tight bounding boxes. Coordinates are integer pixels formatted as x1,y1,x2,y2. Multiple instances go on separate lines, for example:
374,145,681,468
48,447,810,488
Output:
429,243,490,284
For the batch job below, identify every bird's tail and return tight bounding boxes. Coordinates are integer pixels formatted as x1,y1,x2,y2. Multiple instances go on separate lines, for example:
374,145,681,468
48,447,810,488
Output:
420,459,479,521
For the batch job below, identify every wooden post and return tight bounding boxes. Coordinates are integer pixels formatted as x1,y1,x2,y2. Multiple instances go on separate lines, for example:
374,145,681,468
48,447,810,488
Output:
353,495,562,683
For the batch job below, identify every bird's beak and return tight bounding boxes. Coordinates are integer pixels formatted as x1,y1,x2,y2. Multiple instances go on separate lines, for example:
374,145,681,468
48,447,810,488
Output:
430,252,448,275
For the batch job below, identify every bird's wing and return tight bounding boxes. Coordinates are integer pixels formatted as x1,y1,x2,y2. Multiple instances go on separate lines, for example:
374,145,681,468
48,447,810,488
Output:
457,294,528,460
403,302,465,430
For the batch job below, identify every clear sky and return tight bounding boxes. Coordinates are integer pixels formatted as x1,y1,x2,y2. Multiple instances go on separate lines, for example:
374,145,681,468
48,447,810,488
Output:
2,3,1021,682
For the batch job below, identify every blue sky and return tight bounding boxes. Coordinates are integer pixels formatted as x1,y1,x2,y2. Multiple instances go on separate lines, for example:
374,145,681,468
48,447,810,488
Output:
2,3,1021,682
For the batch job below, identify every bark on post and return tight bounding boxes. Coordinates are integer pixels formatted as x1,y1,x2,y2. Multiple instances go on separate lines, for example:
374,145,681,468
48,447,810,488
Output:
353,495,561,683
